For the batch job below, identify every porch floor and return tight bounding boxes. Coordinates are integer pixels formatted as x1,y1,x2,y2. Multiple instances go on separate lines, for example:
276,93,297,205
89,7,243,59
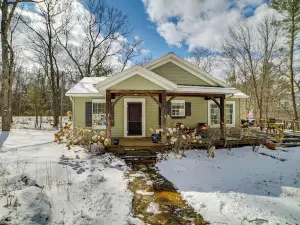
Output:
117,137,161,147
107,137,167,154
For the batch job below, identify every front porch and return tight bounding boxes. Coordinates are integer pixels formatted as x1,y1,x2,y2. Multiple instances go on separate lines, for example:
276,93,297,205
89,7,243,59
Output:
105,89,228,145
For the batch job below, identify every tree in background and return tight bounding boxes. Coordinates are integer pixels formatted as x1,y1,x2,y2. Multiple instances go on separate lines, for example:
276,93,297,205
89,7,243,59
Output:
188,47,218,73
221,16,282,120
271,0,300,123
0,0,35,131
21,0,73,128
58,0,143,79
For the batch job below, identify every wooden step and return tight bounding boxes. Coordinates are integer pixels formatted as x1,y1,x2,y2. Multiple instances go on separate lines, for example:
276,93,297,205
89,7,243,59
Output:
124,148,154,156
284,134,300,138
282,138,300,143
279,143,300,147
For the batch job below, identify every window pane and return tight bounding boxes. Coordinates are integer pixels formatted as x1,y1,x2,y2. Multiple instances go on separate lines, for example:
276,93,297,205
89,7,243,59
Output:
210,103,220,125
226,103,233,124
93,103,106,127
171,101,185,116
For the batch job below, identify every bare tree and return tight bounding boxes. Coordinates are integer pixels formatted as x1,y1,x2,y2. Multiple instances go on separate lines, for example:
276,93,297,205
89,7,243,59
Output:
0,0,41,131
119,38,143,72
271,0,300,124
221,21,262,118
21,0,71,127
58,0,133,78
257,16,280,118
221,17,281,120
188,47,218,73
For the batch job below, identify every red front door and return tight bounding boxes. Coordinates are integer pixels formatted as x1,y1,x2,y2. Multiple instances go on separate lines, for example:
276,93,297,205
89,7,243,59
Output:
128,102,142,136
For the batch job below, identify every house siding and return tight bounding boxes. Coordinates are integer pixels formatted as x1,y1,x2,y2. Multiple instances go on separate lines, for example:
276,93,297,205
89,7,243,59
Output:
73,96,159,137
152,62,211,86
73,96,243,137
110,74,164,90
167,96,208,128
239,98,247,120
73,97,106,128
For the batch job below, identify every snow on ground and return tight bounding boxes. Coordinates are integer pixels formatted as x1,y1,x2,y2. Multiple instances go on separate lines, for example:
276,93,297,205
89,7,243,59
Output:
0,116,70,130
157,147,300,225
0,129,132,225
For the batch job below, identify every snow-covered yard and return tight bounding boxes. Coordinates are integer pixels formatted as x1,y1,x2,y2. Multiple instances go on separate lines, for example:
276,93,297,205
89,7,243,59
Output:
157,147,300,225
2,129,300,225
0,129,132,225
0,116,70,130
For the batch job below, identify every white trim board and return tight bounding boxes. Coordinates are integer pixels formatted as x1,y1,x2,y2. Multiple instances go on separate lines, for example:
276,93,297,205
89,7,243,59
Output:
124,98,146,137
207,100,236,127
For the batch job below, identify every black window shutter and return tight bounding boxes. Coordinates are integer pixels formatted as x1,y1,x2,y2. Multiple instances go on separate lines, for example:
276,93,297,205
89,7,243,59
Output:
185,102,191,116
85,102,93,127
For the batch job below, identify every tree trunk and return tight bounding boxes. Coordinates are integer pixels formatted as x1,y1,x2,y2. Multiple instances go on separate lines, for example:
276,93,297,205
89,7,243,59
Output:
52,90,59,128
1,3,12,131
289,15,299,127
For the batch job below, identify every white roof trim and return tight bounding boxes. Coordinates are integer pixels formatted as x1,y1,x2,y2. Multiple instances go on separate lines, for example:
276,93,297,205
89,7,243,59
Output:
144,53,227,87
231,92,249,99
95,65,177,91
173,85,239,95
65,93,104,97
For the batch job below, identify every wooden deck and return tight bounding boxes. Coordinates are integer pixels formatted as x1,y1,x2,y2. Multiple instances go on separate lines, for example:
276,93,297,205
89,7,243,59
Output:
107,137,167,153
106,136,267,154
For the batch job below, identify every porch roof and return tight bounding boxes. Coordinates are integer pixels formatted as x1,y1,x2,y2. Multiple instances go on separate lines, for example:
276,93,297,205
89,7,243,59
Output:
66,79,248,98
66,77,106,97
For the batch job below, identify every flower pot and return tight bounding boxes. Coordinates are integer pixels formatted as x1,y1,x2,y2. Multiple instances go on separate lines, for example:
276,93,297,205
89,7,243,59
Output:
113,138,119,145
151,134,159,143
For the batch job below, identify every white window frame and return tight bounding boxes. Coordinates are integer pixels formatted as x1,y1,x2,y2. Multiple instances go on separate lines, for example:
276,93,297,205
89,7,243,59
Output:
92,99,106,129
207,100,235,127
171,100,185,117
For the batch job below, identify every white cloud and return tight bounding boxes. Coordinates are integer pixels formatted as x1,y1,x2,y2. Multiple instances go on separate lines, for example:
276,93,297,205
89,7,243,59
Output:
142,0,278,51
157,22,184,47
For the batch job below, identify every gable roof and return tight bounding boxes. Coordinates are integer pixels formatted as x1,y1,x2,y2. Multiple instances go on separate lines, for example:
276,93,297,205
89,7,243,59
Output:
66,53,248,98
66,77,106,96
95,65,177,91
144,52,227,87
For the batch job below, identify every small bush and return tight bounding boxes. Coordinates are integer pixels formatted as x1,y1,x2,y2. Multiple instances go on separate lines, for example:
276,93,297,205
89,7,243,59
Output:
55,122,108,153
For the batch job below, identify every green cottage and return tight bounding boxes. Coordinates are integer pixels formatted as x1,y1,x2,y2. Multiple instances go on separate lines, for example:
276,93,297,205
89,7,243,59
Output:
66,53,248,144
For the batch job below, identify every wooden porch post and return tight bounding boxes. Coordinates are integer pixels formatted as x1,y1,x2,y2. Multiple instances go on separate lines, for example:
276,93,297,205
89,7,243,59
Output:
161,90,167,144
106,89,112,145
220,95,225,139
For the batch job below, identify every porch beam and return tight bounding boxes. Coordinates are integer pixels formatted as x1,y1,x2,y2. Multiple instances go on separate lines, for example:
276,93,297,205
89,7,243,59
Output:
106,90,112,145
148,92,162,108
210,96,221,109
112,93,127,107
161,90,167,144
166,94,178,103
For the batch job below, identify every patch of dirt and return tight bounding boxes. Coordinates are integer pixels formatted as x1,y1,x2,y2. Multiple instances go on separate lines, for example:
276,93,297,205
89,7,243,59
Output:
126,164,208,225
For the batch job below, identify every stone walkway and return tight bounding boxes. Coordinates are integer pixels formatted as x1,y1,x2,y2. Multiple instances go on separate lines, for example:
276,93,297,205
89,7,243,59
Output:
126,164,208,225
